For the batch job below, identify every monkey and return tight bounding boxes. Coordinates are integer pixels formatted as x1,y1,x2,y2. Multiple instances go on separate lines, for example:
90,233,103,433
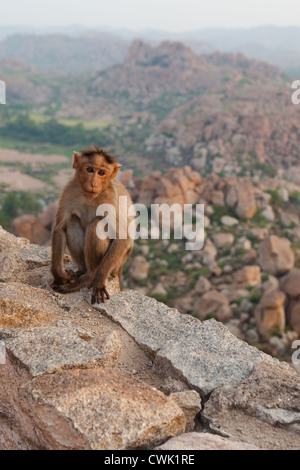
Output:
51,145,134,304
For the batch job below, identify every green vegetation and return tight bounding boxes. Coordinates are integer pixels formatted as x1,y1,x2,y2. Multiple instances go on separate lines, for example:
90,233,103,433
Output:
209,205,237,225
251,209,269,228
247,290,262,305
0,192,43,228
29,112,113,130
238,77,253,86
251,161,277,178
0,113,110,147
290,191,300,205
265,188,282,208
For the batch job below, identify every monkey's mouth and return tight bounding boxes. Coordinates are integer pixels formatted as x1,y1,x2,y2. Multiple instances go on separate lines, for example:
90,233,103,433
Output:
84,189,98,195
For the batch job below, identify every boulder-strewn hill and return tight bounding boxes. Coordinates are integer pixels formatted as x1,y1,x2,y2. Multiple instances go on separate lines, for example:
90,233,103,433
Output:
0,39,296,177
149,78,300,171
0,59,55,104
1,225,300,450
88,39,282,102
10,163,300,363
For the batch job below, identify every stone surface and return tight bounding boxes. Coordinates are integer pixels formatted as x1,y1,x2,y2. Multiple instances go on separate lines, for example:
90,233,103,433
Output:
288,303,300,334
260,289,286,309
0,283,62,328
96,291,282,396
194,276,211,295
0,254,27,283
279,269,300,298
255,290,286,339
19,368,186,450
234,266,261,287
0,225,30,251
194,289,231,321
169,391,202,432
12,214,50,245
96,290,199,355
201,239,217,265
211,232,234,248
129,256,150,281
0,326,112,376
261,205,275,222
258,235,295,275
225,181,257,219
202,362,300,450
248,227,269,240
0,239,70,284
96,331,122,367
155,432,259,450
1,221,300,450
221,215,239,227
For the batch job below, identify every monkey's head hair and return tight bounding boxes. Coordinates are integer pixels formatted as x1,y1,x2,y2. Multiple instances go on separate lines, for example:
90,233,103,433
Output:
80,145,119,165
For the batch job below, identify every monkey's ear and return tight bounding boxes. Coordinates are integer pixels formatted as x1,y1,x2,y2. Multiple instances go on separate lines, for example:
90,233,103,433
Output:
73,151,80,169
111,164,122,179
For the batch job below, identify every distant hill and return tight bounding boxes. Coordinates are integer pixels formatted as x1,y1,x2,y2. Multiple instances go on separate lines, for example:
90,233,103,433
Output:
0,33,130,73
115,25,300,76
1,24,300,75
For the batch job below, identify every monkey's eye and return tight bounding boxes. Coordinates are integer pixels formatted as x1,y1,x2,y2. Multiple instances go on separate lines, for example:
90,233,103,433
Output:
86,167,94,173
98,170,106,176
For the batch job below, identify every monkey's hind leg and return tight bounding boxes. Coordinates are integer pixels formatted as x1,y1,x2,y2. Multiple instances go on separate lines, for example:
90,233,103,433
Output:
84,220,110,270
65,215,87,278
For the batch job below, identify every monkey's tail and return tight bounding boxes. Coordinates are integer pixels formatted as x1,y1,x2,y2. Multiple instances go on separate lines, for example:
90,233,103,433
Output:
53,273,91,294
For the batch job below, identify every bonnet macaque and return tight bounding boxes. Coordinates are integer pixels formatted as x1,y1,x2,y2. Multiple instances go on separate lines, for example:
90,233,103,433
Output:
51,145,134,304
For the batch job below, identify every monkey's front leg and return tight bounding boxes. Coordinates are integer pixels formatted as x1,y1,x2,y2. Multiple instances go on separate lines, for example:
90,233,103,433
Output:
88,240,130,304
89,283,111,304
88,268,111,304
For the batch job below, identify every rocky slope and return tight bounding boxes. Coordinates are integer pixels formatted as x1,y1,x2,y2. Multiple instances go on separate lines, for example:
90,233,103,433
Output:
11,165,300,362
1,226,300,450
146,78,300,171
120,166,300,362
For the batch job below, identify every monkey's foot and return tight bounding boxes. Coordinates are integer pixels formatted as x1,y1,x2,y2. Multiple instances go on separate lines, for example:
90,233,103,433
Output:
91,287,110,304
50,269,77,290
66,269,85,284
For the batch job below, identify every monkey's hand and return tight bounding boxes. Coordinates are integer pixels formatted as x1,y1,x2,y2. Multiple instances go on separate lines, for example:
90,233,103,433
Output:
89,281,110,304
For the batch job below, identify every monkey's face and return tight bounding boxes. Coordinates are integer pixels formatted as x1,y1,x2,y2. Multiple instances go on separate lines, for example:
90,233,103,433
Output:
76,156,120,198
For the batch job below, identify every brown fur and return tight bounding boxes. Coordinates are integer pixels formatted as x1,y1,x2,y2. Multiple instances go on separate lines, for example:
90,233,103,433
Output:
51,146,134,304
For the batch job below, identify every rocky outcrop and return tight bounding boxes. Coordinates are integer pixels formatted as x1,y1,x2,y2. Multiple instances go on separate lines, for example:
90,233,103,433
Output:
91,40,223,101
11,203,57,245
0,226,300,450
254,290,286,340
155,432,259,450
258,236,295,275
225,180,257,219
202,362,300,450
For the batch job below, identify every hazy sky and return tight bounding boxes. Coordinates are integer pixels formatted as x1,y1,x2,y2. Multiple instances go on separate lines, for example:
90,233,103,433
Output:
1,0,300,31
